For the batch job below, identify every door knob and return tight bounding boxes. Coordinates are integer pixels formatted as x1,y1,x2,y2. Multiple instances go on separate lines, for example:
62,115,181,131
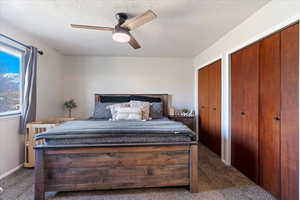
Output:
273,117,281,121
241,112,245,115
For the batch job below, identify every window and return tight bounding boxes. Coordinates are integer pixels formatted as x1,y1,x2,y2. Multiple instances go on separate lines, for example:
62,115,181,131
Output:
0,43,23,116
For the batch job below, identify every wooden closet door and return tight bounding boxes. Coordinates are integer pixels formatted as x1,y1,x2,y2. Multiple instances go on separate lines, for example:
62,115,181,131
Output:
231,42,259,182
259,32,281,198
231,49,245,173
208,60,221,156
198,67,210,145
280,23,299,200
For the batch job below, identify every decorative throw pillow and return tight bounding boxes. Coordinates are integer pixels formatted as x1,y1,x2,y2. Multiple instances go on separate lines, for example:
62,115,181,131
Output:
129,101,150,120
93,102,114,119
150,102,163,119
115,107,142,120
107,103,130,120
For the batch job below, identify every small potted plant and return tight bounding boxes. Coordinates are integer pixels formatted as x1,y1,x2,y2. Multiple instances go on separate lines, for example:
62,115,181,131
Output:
181,109,190,116
64,99,77,118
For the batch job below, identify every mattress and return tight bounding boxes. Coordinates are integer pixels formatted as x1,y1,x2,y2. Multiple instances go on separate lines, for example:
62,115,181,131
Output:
35,118,197,146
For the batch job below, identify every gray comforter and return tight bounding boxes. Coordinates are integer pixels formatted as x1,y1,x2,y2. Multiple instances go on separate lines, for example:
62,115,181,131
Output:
35,118,196,145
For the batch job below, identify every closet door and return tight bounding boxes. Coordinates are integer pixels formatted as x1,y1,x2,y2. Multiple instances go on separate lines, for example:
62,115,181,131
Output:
259,32,281,198
231,42,259,182
208,60,221,156
280,23,299,200
198,67,210,145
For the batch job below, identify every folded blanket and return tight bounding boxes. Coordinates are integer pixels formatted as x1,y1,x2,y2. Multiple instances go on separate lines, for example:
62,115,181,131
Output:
35,118,196,141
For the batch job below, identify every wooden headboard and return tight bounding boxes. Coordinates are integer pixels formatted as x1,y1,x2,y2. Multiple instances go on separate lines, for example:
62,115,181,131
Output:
95,94,169,116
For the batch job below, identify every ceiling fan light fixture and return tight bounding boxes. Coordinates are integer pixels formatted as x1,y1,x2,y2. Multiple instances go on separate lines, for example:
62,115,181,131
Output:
112,32,130,43
70,9,157,49
112,26,130,43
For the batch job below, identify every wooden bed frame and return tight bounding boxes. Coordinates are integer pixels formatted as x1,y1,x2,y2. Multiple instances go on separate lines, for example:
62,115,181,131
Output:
34,94,199,200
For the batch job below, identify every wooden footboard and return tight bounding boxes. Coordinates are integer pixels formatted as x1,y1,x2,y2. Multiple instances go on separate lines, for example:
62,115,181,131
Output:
34,144,198,200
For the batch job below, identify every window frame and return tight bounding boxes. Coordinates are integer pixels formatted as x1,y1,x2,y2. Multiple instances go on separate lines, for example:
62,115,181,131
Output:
0,41,25,117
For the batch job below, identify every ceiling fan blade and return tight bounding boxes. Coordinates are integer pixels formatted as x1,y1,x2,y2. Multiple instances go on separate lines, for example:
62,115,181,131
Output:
128,33,141,49
70,24,114,31
121,10,157,30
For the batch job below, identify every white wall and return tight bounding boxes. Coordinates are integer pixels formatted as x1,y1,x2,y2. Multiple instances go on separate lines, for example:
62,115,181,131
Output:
0,117,24,178
194,0,300,66
193,0,300,164
0,21,64,177
63,56,194,118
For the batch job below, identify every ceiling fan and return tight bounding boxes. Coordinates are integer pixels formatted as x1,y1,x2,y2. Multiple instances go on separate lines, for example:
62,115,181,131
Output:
70,10,157,49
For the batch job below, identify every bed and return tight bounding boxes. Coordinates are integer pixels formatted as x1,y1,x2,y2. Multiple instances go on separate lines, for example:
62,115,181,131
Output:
34,94,199,200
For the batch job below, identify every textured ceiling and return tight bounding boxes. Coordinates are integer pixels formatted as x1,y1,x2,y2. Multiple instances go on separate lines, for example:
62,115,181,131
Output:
0,0,270,56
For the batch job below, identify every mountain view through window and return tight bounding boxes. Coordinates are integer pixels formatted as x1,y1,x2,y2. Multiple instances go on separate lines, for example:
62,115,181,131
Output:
0,49,21,114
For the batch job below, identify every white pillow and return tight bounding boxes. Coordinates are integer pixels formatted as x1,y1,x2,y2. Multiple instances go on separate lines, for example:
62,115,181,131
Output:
129,101,150,120
115,107,142,120
106,103,130,120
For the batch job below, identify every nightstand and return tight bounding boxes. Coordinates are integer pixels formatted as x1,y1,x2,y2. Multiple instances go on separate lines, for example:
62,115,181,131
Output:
24,117,78,168
169,116,195,131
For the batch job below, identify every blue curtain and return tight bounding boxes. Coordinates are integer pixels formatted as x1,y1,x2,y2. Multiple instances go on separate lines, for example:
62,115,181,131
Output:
20,46,37,133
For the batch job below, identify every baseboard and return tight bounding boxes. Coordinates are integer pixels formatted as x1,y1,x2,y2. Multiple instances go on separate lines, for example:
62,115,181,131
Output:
222,158,230,166
0,164,23,180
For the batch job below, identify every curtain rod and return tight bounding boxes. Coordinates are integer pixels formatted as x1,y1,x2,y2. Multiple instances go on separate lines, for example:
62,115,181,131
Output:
0,33,44,55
